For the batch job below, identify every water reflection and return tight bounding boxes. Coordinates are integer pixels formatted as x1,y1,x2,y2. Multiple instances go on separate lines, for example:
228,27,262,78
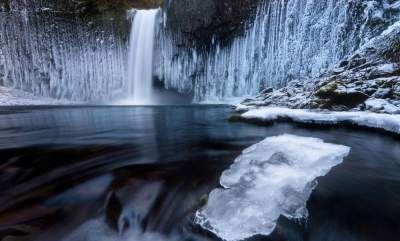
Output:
0,106,399,241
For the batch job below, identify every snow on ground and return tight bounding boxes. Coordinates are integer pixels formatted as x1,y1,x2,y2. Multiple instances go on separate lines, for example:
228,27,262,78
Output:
198,96,249,105
195,134,350,241
241,107,400,134
0,86,77,105
365,98,400,114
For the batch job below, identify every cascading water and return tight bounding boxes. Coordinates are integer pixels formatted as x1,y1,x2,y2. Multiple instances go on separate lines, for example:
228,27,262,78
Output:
126,9,159,105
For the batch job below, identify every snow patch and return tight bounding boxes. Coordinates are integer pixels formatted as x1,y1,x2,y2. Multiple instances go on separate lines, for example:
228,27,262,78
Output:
376,63,397,74
242,107,400,134
195,134,350,241
365,98,400,114
0,86,77,105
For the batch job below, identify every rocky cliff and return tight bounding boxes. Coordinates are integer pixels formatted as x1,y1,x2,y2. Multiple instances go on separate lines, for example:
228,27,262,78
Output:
0,0,399,104
239,21,400,114
0,0,260,102
155,0,400,101
163,0,260,48
0,0,130,102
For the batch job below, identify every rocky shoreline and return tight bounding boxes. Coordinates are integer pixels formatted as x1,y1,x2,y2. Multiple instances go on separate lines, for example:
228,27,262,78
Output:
237,22,400,115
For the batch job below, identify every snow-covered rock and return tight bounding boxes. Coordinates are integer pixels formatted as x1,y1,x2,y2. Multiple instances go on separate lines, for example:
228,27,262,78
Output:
156,0,400,102
238,21,400,114
241,107,400,134
195,134,350,241
365,98,400,114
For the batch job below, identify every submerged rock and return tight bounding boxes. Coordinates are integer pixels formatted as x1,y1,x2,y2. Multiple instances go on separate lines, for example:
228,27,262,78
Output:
105,192,123,231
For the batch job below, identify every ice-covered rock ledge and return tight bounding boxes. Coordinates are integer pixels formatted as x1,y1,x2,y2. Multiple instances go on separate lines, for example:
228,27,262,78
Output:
239,107,400,135
234,22,400,135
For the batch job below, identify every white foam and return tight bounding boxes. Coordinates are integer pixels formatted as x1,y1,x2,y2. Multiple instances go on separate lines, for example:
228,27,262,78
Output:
242,107,400,134
195,134,350,241
62,218,179,241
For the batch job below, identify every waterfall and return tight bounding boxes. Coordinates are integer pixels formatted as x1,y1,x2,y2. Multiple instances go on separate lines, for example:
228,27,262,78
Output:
155,0,399,102
126,9,159,105
1,0,398,103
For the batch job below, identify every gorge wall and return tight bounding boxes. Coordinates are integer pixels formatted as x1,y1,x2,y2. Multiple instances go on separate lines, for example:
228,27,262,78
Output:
0,0,399,103
0,0,130,102
155,0,400,101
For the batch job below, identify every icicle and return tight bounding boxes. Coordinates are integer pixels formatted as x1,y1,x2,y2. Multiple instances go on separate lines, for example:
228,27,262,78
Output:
154,0,397,102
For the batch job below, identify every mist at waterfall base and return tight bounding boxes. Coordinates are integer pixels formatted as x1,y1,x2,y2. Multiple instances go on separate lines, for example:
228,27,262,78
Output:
1,106,400,241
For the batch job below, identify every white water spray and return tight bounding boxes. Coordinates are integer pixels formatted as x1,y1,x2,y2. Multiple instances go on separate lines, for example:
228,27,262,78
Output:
127,9,159,104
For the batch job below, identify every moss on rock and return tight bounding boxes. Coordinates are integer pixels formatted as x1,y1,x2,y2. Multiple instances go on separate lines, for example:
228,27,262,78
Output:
313,81,369,109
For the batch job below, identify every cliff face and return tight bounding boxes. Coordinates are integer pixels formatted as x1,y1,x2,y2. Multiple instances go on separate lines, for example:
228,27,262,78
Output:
1,0,399,103
0,0,129,102
155,0,400,101
164,0,261,48
239,22,400,114
0,0,260,102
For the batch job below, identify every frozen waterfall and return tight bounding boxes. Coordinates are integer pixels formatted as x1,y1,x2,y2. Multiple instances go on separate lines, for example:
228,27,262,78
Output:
155,0,398,102
0,0,128,102
126,9,159,105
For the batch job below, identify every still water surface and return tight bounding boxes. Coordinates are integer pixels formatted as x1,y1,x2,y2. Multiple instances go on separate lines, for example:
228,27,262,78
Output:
0,106,399,241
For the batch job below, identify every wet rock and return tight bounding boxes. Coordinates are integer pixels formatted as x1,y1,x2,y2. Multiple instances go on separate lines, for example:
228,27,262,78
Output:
0,225,38,241
314,81,339,97
260,87,273,95
365,87,378,96
314,81,369,109
373,88,393,98
105,192,123,231
347,58,367,69
339,60,349,68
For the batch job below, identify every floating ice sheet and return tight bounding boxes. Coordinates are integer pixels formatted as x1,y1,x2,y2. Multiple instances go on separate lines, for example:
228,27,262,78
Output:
195,134,350,241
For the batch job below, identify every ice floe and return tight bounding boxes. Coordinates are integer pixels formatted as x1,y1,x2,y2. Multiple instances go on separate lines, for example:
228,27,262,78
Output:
195,134,350,241
241,107,400,134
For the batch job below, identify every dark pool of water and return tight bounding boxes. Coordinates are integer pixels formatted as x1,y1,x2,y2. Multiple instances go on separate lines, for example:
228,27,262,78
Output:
0,106,399,241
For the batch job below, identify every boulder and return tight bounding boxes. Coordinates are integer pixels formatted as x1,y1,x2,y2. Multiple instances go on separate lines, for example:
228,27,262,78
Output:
105,192,123,231
313,81,369,109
